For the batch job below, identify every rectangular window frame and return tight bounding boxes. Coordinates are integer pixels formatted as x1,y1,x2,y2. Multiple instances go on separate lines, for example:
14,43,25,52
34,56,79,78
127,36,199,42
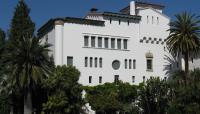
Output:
104,38,109,48
123,39,128,50
98,37,102,48
67,56,73,66
99,76,102,84
114,75,119,83
117,39,121,49
89,76,92,84
84,36,89,47
91,36,96,48
146,59,153,71
111,38,115,49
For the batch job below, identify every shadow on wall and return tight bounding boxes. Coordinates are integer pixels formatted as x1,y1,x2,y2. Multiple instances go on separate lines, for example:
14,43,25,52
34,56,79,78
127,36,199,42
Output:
163,54,180,76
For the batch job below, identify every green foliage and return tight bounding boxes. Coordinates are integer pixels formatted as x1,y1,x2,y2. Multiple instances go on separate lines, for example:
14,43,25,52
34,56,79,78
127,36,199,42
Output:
9,0,35,42
138,77,169,114
0,28,5,47
85,81,139,114
3,36,53,92
42,65,85,114
166,12,200,57
167,69,200,114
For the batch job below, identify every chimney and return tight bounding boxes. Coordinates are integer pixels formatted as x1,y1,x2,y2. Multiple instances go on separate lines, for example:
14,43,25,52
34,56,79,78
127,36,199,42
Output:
90,8,98,13
130,1,136,15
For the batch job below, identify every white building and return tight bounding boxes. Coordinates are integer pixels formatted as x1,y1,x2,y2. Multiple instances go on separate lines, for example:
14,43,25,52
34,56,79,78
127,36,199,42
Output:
38,1,176,86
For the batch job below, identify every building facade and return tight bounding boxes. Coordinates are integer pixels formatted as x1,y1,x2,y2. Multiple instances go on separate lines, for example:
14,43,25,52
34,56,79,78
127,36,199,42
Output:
38,1,175,86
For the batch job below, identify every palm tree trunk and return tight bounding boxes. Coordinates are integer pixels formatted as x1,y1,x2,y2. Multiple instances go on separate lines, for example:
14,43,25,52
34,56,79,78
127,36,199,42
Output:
24,91,32,114
184,52,189,85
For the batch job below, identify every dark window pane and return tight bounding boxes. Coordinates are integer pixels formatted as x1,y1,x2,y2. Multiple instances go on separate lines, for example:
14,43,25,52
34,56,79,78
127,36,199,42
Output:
90,57,93,67
117,39,121,49
114,75,119,83
99,76,102,83
85,57,88,67
124,39,128,49
89,76,92,83
98,37,102,48
111,38,115,49
91,36,95,47
84,36,89,47
104,38,109,48
67,56,73,66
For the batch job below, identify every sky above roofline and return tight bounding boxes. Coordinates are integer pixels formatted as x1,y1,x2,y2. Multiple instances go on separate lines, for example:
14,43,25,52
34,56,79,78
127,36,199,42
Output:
0,0,200,33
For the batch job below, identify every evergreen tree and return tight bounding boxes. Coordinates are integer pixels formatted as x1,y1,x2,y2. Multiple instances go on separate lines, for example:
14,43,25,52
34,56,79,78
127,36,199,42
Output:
9,0,35,42
0,28,5,47
6,0,35,113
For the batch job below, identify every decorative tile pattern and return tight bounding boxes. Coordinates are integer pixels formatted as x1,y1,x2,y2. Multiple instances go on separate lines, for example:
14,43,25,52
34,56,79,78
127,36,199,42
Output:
140,37,165,45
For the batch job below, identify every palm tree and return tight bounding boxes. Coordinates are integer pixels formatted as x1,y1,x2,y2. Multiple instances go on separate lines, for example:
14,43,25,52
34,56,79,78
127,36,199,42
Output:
2,36,53,114
166,12,200,82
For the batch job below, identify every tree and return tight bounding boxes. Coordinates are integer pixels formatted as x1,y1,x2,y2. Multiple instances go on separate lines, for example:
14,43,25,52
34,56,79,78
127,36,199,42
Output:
138,77,169,114
167,69,200,114
166,12,200,82
3,36,53,114
0,28,6,74
9,0,35,42
85,81,138,114
0,28,5,47
42,65,85,114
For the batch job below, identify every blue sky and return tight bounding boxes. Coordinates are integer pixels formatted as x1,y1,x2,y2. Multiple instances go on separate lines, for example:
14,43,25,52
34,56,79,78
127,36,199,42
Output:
0,0,200,32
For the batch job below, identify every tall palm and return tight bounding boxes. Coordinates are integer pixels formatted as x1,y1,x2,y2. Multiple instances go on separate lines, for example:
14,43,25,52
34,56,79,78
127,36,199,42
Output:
3,36,53,114
166,12,200,82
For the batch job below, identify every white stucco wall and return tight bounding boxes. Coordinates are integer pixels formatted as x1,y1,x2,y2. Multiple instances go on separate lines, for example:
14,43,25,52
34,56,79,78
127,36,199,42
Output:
39,1,172,86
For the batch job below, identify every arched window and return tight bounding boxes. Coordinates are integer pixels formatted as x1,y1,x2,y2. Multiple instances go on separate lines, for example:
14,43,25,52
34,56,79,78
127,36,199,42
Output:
95,57,98,68
125,59,127,69
99,58,102,68
133,59,136,69
90,57,93,67
85,57,88,67
129,59,132,69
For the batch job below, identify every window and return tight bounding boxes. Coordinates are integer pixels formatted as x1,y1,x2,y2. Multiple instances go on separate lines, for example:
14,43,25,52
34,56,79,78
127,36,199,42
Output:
125,59,127,69
127,20,130,26
98,37,102,48
84,36,89,47
110,18,112,24
143,76,145,82
119,19,121,25
99,76,102,84
129,59,132,69
67,56,73,66
95,57,98,68
132,76,135,83
91,36,95,47
112,60,120,70
89,76,92,83
147,16,149,24
147,59,153,71
85,57,88,67
90,57,93,67
99,58,102,68
152,16,154,24
133,59,136,69
111,38,115,49
117,39,121,49
104,38,109,48
157,17,159,24
123,39,128,49
114,75,119,83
